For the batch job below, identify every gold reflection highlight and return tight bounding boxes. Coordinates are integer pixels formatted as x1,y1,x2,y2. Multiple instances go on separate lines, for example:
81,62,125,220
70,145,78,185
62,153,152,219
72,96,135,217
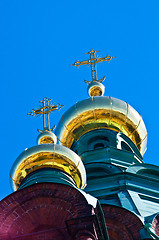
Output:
13,152,82,190
60,108,145,154
39,136,54,144
89,86,103,97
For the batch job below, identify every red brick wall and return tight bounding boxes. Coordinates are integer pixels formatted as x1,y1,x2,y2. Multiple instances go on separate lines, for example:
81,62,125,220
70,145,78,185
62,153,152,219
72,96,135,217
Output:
102,205,144,240
0,183,96,240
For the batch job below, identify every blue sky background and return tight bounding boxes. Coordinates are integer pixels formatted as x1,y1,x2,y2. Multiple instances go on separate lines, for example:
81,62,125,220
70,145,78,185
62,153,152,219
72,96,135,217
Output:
0,0,159,199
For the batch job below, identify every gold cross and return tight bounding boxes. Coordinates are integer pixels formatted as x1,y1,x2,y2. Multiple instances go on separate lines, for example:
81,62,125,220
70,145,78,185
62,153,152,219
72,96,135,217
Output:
28,97,64,132
71,49,115,84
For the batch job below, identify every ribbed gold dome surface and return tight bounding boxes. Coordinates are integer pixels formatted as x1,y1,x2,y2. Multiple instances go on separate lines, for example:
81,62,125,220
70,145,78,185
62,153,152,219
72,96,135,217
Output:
10,144,86,191
55,96,147,155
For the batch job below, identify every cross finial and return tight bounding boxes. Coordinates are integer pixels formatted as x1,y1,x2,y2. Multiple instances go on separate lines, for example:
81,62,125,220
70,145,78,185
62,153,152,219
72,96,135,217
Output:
71,49,115,85
28,97,64,133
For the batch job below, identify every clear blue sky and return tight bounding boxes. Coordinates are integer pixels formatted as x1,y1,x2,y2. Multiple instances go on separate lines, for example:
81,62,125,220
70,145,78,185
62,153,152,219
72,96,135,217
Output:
0,0,159,199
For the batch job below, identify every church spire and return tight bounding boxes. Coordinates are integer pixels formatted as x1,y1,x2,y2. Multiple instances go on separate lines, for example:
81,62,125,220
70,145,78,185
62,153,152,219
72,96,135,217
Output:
28,97,64,144
27,97,64,133
71,49,115,97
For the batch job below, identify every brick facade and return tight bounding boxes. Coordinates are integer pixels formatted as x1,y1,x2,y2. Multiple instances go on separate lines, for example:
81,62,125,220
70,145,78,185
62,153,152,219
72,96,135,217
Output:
0,183,98,240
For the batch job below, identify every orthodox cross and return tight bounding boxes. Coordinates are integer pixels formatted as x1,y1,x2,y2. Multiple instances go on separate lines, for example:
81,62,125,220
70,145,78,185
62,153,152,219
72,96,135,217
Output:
28,97,64,132
71,49,115,84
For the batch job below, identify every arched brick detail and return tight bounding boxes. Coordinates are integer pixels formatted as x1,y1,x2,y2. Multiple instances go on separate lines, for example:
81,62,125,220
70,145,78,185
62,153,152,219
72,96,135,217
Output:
102,204,144,240
75,230,96,240
152,214,159,236
0,183,94,239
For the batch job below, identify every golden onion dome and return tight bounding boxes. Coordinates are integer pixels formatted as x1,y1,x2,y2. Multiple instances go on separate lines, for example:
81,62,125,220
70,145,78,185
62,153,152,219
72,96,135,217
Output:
87,81,105,97
55,96,147,155
37,131,57,144
10,144,86,191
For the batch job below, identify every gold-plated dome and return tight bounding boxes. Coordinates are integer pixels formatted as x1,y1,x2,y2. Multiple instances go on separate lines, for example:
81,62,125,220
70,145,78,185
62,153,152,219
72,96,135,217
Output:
10,144,86,191
87,81,105,97
55,96,147,155
37,131,57,144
